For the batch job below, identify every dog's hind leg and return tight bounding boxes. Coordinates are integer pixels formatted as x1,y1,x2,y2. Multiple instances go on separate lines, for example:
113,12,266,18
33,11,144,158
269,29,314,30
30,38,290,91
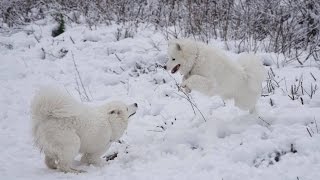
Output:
234,95,257,114
249,106,257,114
47,129,85,173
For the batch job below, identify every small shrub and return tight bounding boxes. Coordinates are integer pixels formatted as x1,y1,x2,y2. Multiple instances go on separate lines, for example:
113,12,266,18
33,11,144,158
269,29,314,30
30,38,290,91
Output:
52,14,65,37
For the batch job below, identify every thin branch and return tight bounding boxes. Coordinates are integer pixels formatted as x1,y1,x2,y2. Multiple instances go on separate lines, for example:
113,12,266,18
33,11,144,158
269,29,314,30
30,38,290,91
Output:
258,116,271,126
70,36,75,44
306,127,312,137
71,51,90,101
161,67,207,122
315,117,319,134
310,72,316,81
114,53,122,62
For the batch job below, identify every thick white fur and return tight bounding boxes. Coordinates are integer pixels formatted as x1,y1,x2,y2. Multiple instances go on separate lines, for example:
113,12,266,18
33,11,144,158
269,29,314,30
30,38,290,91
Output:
166,39,266,112
31,87,137,173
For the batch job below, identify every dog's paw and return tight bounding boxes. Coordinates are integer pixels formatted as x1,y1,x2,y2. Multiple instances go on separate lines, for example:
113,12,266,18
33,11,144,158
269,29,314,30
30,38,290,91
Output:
183,86,191,93
59,167,86,174
181,81,192,93
93,159,106,167
81,155,105,167
71,168,87,174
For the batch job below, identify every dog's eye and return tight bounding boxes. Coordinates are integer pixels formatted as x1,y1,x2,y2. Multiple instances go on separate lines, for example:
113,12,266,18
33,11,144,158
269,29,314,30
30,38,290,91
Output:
109,110,115,114
172,58,175,61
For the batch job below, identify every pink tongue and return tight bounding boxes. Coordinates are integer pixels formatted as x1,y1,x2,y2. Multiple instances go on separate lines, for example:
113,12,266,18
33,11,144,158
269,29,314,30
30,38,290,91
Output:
171,64,180,74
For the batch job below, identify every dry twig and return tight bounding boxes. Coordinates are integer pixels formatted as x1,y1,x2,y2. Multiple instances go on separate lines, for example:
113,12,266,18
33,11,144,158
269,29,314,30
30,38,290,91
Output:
160,66,207,122
71,51,91,102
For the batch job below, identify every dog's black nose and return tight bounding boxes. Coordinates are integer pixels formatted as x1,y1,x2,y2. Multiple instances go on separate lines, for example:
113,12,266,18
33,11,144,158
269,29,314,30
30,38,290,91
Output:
134,103,138,107
163,65,167,70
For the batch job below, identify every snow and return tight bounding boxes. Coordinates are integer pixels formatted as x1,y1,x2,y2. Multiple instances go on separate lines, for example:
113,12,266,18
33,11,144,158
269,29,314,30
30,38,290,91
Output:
1,21,320,180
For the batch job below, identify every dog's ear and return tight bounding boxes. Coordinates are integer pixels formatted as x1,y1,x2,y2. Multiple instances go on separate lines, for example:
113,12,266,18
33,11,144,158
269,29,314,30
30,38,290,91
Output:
176,43,182,51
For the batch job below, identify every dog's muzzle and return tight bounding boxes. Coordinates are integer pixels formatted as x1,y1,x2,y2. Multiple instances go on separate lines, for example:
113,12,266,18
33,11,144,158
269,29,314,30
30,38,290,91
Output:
171,64,181,74
128,103,138,118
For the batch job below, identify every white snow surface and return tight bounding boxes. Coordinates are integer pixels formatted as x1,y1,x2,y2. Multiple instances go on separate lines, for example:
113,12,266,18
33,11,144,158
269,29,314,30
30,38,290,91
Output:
1,22,320,180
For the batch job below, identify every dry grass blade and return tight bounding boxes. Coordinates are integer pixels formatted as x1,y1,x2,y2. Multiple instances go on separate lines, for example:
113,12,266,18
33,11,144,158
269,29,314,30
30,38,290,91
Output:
306,127,312,137
258,116,272,131
114,53,122,62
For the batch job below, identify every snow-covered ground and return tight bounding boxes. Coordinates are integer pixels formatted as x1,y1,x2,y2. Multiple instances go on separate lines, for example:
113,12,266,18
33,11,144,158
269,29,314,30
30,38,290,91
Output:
1,21,320,180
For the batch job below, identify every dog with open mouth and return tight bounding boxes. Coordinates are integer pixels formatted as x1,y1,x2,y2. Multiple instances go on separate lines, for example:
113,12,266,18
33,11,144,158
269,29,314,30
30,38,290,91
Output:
31,87,138,173
165,39,266,113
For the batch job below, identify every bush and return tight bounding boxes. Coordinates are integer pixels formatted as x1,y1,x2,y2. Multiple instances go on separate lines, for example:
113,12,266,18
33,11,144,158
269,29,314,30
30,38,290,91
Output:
1,0,319,63
51,13,65,37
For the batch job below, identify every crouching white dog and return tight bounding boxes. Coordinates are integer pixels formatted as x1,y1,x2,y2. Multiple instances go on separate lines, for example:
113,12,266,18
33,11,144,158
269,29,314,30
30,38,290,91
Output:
31,87,137,173
165,39,266,113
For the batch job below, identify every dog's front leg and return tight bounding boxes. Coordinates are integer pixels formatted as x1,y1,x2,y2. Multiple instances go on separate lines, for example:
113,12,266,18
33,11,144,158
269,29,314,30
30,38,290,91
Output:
182,74,190,81
181,75,215,96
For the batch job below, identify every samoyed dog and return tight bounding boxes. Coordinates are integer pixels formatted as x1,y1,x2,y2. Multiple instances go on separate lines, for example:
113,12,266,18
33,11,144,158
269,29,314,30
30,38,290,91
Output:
31,87,138,173
165,39,266,112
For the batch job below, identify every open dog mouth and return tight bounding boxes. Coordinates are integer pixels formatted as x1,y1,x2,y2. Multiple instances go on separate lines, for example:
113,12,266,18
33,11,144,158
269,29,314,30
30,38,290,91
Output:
171,64,181,74
128,112,136,118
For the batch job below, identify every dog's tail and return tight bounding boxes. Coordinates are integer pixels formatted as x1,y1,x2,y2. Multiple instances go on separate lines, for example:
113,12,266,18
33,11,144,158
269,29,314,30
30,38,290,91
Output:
31,87,78,132
238,53,267,91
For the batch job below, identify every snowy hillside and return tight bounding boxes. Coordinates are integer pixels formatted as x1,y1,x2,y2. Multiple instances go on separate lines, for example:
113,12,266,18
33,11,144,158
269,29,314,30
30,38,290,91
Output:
1,20,320,180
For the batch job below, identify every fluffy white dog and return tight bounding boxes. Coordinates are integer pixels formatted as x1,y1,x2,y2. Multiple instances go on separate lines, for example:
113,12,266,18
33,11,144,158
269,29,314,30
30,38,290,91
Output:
165,39,266,112
31,87,137,173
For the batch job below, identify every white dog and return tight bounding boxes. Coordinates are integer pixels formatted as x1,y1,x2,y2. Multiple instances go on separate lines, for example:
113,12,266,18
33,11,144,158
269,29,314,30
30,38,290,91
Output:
165,39,266,112
31,87,137,173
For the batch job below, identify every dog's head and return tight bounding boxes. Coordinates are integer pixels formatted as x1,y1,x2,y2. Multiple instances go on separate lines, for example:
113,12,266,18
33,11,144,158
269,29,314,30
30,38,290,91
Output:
165,39,198,76
106,101,138,120
101,101,138,140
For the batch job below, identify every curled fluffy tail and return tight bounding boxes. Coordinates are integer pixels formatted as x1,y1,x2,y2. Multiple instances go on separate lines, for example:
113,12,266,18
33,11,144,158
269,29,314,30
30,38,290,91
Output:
31,87,77,134
238,53,267,91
